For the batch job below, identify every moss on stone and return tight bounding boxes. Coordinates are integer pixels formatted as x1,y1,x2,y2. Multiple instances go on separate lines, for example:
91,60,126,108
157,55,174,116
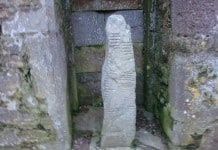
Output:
160,104,173,139
74,45,105,73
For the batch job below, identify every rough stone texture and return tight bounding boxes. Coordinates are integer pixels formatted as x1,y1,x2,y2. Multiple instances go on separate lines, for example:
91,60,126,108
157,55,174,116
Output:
101,15,136,148
71,10,144,46
89,136,100,150
75,43,144,106
90,136,135,150
168,53,218,148
105,11,144,43
71,12,105,47
0,0,71,149
73,106,103,133
172,0,217,36
72,0,141,11
77,73,102,106
0,0,41,21
75,46,105,73
135,129,167,150
161,0,218,149
2,0,47,34
145,0,218,149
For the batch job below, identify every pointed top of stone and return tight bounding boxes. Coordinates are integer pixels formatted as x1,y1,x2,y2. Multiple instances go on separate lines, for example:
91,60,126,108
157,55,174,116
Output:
106,15,129,32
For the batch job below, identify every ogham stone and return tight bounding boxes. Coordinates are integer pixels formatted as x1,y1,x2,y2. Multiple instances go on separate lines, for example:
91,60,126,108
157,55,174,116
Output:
101,15,136,148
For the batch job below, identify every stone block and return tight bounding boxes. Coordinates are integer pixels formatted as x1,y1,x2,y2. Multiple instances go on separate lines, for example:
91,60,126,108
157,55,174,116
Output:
14,0,42,11
75,46,105,73
199,126,218,149
2,0,48,35
172,0,216,36
0,108,30,125
101,15,136,148
0,71,20,97
73,106,103,132
71,10,144,46
0,132,22,147
71,12,105,46
24,32,71,149
72,0,141,11
77,73,101,106
135,129,166,150
0,0,71,149
167,53,218,147
0,2,16,21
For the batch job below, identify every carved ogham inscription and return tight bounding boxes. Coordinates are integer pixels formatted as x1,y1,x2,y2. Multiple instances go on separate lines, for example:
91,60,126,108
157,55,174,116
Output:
108,33,120,48
101,15,136,148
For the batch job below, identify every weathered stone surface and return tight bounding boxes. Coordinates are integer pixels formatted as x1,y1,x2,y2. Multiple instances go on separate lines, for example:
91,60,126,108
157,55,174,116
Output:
167,53,218,148
90,136,100,150
71,12,105,46
172,0,216,35
15,0,41,11
0,3,16,21
0,132,22,147
77,73,101,106
0,71,20,98
25,32,71,149
135,129,167,150
0,0,71,149
106,148,135,150
75,46,105,73
2,0,48,35
90,136,135,150
199,126,218,150
72,0,141,11
73,106,103,132
0,0,41,21
101,15,136,148
71,10,144,46
105,10,144,43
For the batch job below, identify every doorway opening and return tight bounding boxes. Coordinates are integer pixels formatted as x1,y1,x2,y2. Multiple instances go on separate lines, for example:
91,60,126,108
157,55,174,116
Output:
63,0,171,149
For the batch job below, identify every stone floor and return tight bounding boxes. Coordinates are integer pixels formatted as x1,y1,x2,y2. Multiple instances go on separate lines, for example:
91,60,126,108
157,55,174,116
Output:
72,106,167,150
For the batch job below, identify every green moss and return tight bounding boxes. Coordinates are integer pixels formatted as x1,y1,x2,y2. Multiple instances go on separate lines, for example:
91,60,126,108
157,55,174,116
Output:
77,82,92,106
72,71,79,111
74,46,104,73
160,104,173,139
92,97,103,107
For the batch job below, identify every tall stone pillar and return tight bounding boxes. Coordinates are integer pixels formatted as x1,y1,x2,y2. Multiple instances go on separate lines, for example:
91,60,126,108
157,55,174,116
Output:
101,15,136,148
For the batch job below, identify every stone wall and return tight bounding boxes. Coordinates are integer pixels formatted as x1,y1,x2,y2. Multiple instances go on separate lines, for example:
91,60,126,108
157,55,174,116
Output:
0,0,71,149
145,0,218,149
168,0,218,149
71,1,145,107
